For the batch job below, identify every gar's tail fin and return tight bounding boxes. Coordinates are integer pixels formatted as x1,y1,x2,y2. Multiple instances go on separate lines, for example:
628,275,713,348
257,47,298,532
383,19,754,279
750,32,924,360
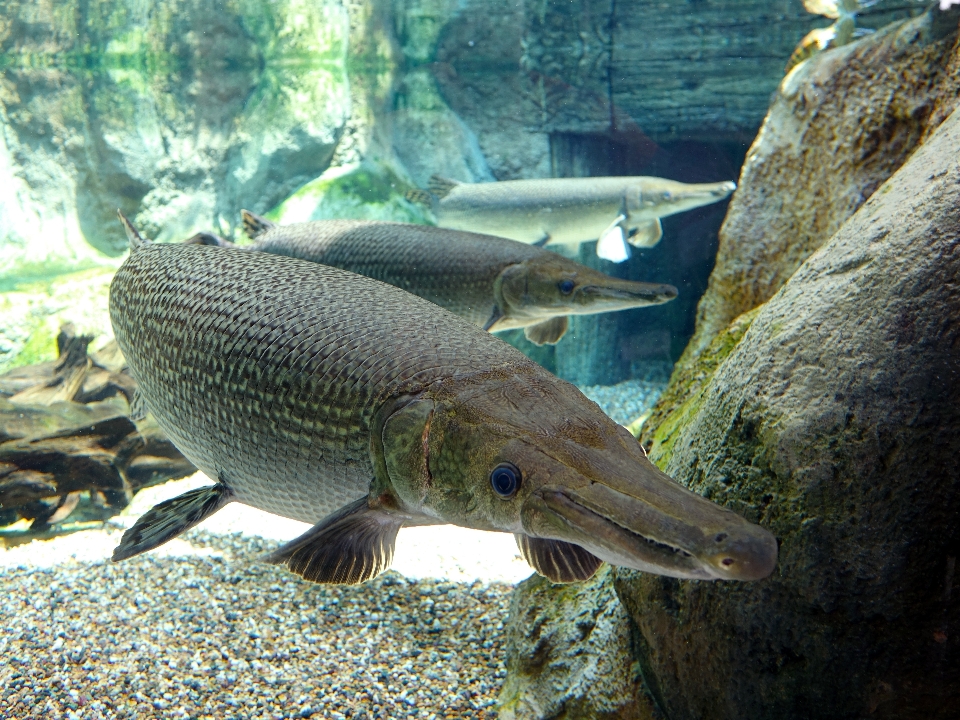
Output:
427,175,462,199
117,211,151,251
240,209,277,240
404,188,435,206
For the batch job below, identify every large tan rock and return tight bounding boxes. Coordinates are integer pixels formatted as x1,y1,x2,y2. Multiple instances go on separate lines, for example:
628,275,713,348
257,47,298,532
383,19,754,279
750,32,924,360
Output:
680,6,960,363
616,102,960,720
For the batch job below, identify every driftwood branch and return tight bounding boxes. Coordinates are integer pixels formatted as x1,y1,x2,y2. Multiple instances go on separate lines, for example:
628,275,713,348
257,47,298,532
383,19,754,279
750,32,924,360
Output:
0,326,195,538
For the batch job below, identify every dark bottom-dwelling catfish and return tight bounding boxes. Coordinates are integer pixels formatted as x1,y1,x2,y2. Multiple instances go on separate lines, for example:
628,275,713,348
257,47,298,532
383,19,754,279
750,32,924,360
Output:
189,212,677,346
110,215,777,585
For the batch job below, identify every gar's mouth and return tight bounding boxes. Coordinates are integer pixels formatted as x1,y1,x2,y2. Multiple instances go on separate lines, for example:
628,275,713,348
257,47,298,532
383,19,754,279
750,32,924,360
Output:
578,283,677,307
530,488,714,579
526,486,777,581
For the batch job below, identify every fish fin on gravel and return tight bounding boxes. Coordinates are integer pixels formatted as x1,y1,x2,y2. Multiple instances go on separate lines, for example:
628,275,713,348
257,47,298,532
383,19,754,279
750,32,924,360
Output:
264,498,404,585
515,534,603,583
128,389,148,422
117,211,151,251
627,218,663,249
240,209,276,240
112,482,233,562
427,175,461,199
524,316,568,345
184,231,235,248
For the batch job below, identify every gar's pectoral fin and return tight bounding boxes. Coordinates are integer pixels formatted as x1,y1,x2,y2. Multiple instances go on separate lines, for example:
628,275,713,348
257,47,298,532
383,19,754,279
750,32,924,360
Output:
627,218,663,249
516,534,603,583
240,209,277,240
264,498,403,585
524,316,568,345
112,481,233,562
483,305,505,331
596,214,630,263
532,233,551,248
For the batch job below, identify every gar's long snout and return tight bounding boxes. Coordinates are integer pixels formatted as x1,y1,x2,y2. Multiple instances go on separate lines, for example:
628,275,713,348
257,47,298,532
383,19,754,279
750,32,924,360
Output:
577,279,678,311
520,447,778,581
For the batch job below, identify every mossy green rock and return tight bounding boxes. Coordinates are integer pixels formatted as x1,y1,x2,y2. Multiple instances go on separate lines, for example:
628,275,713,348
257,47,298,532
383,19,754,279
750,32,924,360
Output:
613,104,960,720
0,0,348,273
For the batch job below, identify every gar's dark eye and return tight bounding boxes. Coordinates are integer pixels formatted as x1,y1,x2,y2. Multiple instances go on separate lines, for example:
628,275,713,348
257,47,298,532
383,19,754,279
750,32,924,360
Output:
490,462,521,498
558,279,575,295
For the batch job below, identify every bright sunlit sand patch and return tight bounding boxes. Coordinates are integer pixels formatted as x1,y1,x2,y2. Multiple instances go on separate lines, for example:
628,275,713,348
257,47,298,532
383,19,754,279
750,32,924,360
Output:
2,473,534,584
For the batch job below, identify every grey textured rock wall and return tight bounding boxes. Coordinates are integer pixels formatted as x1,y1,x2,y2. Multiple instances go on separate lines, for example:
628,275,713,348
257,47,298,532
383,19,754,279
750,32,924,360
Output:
616,103,960,720
432,0,921,181
678,5,960,363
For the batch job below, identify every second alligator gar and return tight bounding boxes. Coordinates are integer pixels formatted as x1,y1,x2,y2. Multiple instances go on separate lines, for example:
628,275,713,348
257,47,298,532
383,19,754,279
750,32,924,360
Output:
112,215,778,586
195,213,677,346
413,175,736,263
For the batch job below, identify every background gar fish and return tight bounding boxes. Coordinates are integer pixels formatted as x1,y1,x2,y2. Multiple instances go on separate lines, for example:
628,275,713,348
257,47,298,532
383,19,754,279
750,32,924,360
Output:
408,174,737,263
193,213,677,346
111,215,778,586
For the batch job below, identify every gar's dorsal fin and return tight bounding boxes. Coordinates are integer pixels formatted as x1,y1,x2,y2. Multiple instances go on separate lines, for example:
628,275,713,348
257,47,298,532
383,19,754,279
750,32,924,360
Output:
240,209,277,240
264,498,404,585
524,316,569,345
112,481,233,561
515,534,603,583
117,210,151,251
427,175,462,200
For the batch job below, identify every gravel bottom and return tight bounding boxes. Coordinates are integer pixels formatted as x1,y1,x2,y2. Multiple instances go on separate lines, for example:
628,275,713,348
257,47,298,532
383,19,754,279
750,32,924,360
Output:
0,532,511,720
578,378,667,426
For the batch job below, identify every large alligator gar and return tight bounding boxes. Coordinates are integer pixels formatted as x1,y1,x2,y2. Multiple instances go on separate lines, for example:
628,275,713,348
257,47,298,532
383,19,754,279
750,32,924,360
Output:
198,213,677,346
110,215,777,586
414,175,736,263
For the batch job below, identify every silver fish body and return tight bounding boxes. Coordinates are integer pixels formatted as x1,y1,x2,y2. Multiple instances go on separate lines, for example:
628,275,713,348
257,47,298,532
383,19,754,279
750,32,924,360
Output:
429,175,737,261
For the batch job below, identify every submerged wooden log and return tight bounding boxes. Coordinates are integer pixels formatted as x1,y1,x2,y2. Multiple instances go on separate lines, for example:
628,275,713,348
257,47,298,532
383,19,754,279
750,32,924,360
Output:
0,326,195,535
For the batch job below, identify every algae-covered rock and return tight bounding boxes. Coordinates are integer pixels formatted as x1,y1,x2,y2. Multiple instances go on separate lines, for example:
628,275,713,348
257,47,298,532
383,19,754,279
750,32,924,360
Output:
681,4,960,363
615,104,960,720
498,566,656,720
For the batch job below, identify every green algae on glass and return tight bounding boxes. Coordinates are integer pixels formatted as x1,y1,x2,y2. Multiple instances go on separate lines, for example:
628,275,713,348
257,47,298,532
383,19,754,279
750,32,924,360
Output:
267,162,434,225
7,320,58,370
0,269,115,375
644,305,764,469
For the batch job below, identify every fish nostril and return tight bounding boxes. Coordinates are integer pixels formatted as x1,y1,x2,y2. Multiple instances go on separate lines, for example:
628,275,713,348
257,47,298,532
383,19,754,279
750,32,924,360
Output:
721,557,735,567
715,533,728,543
